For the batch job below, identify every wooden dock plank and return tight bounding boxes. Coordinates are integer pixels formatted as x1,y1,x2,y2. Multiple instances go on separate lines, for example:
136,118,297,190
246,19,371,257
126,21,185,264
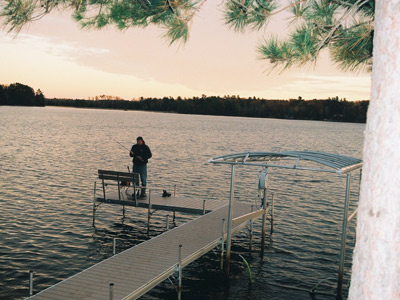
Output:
29,203,254,300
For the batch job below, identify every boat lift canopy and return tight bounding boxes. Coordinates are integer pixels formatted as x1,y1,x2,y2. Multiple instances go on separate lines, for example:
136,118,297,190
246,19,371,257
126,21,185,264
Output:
209,150,362,298
209,150,362,174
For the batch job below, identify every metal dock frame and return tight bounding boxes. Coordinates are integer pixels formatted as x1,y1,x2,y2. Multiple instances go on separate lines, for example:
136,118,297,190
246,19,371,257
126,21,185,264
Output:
209,150,363,297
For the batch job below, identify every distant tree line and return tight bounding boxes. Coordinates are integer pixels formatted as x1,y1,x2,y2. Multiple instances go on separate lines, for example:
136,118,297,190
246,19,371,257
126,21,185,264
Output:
0,82,368,122
47,95,369,123
0,83,45,106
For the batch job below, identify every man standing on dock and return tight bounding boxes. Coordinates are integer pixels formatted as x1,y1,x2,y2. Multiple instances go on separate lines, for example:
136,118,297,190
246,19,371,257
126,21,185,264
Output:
130,136,152,199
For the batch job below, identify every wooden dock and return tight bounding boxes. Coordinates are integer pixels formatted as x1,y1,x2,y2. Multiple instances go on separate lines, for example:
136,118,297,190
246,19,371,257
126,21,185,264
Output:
29,203,256,300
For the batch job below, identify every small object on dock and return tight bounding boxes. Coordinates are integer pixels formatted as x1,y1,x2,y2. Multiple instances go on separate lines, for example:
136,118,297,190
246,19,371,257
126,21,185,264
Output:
162,190,171,197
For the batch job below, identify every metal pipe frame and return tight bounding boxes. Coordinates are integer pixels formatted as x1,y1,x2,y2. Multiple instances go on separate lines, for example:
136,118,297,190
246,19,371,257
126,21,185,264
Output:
93,181,97,226
29,270,33,296
220,218,225,270
178,244,182,300
209,151,362,174
166,215,170,231
101,177,106,201
225,164,235,275
133,182,138,207
209,160,338,174
147,190,152,237
109,283,114,300
270,193,275,235
117,174,121,201
337,173,351,298
260,188,267,258
249,205,253,252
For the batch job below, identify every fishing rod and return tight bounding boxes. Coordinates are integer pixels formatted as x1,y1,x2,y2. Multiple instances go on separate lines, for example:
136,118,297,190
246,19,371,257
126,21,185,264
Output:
109,135,131,152
108,136,133,175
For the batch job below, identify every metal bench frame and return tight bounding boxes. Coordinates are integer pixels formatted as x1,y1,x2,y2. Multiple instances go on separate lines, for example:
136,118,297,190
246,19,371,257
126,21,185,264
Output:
98,169,141,202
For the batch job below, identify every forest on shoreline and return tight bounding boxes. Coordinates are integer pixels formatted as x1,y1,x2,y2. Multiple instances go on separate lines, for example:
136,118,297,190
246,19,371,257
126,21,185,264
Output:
0,83,45,106
1,83,369,123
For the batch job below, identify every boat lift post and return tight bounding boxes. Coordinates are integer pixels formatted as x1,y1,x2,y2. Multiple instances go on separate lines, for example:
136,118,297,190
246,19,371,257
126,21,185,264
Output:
260,188,267,258
337,173,351,298
225,164,235,275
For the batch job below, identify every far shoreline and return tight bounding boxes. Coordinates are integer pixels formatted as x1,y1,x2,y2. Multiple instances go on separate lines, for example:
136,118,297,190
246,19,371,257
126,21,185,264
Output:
1,102,368,124
43,96,368,124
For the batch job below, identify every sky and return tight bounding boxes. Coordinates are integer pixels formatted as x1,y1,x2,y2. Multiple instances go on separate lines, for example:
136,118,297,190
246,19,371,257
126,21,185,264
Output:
0,1,371,100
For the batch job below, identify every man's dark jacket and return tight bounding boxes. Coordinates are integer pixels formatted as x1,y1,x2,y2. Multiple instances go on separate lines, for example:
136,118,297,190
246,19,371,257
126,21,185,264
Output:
130,143,152,166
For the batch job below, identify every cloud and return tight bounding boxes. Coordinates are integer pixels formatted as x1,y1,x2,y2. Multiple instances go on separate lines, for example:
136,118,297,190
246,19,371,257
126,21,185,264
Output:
1,32,109,61
230,74,371,100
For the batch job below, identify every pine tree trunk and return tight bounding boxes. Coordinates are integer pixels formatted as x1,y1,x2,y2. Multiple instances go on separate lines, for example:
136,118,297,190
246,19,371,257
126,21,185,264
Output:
348,1,400,299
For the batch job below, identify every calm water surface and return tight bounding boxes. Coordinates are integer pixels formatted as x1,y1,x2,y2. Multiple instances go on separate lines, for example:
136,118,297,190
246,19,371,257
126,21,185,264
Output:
0,106,364,300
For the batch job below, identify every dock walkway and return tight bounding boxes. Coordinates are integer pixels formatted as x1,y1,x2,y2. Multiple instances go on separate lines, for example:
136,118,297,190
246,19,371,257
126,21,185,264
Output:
96,189,226,214
29,203,253,300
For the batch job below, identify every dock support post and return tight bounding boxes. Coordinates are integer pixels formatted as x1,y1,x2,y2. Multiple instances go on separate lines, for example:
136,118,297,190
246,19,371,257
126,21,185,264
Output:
202,200,206,215
178,244,182,300
249,205,253,253
133,182,138,207
101,176,106,202
173,211,176,223
147,190,152,238
260,188,267,259
166,215,170,231
113,238,116,255
270,193,275,235
117,174,121,201
225,164,235,275
29,270,33,296
119,173,124,219
109,283,114,300
93,182,97,227
220,218,225,270
337,173,351,298
174,185,176,197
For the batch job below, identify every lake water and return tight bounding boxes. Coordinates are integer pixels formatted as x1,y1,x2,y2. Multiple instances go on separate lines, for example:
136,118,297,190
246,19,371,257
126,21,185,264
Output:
0,106,364,300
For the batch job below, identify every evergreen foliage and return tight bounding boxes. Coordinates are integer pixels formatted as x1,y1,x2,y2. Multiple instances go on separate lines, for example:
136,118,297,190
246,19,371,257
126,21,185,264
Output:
0,0,374,70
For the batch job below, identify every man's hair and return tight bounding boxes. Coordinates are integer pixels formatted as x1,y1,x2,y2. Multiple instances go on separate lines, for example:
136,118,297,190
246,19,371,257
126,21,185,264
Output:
137,136,144,142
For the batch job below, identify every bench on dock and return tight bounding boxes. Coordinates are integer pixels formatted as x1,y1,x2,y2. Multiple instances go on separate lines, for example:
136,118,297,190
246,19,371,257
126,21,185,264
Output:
98,170,141,202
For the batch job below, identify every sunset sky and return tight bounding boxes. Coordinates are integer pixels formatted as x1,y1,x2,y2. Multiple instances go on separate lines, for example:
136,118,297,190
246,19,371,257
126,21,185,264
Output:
0,1,371,100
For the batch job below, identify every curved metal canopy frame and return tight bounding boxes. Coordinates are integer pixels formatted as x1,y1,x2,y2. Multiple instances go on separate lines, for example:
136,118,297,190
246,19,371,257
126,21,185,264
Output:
209,150,362,298
209,151,362,174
